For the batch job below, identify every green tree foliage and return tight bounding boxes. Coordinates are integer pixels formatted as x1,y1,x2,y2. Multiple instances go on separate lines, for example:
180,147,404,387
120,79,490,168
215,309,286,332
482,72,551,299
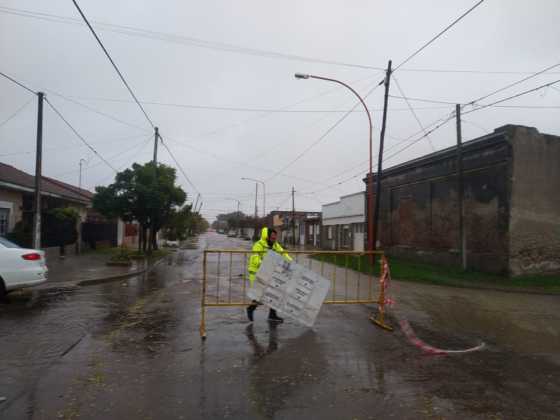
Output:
93,162,186,252
163,205,209,241
43,207,80,251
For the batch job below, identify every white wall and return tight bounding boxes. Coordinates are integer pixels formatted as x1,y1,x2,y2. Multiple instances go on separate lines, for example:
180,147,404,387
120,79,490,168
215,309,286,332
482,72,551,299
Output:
322,192,365,226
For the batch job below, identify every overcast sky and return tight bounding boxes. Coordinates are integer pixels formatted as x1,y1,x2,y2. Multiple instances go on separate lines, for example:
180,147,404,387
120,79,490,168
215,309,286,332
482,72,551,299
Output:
1,0,559,222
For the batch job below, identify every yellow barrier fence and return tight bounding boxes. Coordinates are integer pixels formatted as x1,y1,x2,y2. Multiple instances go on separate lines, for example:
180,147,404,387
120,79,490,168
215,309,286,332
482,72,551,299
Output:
200,249,393,339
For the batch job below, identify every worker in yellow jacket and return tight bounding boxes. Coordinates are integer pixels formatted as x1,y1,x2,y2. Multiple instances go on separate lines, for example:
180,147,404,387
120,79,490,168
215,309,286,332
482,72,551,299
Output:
247,227,292,323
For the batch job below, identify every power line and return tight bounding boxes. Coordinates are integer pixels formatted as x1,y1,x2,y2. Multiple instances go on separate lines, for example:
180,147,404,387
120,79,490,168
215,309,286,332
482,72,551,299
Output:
45,98,117,172
4,5,554,76
0,134,147,157
0,70,37,95
158,134,201,196
45,89,149,133
389,95,457,105
0,97,34,129
463,78,560,115
394,0,486,72
266,79,383,182
70,0,155,129
465,61,560,106
56,95,449,113
393,76,435,151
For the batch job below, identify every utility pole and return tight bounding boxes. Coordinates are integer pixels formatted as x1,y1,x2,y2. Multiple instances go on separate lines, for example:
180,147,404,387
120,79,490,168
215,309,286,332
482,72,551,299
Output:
371,60,392,251
254,184,259,240
291,186,296,247
153,126,159,164
32,92,44,250
78,158,86,190
456,104,466,270
193,193,200,211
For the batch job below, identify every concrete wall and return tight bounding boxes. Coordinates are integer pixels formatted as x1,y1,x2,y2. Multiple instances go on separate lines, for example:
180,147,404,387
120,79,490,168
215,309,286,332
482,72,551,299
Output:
0,189,23,232
365,131,512,273
508,126,560,275
322,192,364,226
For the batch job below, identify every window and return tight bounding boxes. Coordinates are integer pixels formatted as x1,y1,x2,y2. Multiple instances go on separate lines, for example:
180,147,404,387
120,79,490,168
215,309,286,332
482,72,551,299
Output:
327,226,332,240
0,208,9,236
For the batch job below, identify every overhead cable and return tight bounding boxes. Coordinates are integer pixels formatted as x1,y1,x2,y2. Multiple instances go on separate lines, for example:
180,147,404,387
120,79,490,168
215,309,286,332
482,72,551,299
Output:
45,98,117,172
70,0,155,129
393,76,435,151
0,70,37,95
0,98,34,129
393,0,486,72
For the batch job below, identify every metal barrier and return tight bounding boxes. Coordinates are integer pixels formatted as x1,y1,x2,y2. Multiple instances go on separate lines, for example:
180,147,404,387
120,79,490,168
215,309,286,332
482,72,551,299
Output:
200,249,393,339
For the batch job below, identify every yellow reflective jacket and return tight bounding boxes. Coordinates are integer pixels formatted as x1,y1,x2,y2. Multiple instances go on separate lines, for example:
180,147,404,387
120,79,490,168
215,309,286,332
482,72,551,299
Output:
248,227,292,286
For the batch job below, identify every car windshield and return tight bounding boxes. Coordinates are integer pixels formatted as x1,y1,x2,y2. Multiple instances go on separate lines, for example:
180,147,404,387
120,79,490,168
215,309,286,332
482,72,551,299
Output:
0,237,21,248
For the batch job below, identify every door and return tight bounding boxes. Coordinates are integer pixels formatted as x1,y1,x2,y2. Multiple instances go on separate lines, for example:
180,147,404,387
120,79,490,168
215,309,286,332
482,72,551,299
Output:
0,208,9,236
353,223,364,251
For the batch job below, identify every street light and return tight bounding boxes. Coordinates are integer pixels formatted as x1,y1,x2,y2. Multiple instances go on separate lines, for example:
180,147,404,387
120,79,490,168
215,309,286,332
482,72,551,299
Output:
294,72,376,252
241,177,266,218
79,158,87,190
225,198,241,235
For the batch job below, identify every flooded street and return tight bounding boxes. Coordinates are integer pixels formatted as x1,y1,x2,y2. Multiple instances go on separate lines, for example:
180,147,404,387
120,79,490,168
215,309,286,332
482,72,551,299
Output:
1,232,559,419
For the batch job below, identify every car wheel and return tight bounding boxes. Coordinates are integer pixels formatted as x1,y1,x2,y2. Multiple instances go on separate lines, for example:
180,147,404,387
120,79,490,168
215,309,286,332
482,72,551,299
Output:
0,278,6,302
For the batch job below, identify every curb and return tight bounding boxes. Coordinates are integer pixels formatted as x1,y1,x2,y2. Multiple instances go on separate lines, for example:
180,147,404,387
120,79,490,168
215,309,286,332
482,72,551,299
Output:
39,256,169,292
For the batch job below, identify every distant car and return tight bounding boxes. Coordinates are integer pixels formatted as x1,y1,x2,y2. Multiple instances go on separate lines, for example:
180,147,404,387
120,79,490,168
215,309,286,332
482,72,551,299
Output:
0,237,48,298
163,240,180,248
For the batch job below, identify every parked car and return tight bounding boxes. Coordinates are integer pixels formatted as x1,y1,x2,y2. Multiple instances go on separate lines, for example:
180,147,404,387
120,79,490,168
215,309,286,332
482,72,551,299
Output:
0,237,48,298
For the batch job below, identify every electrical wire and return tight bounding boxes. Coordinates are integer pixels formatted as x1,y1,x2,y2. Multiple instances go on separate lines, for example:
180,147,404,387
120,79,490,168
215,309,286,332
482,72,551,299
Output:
0,70,37,95
466,61,560,106
393,76,435,151
0,97,34,130
158,134,201,195
45,98,117,172
70,0,155,129
463,78,560,115
265,80,383,183
393,0,486,72
45,89,149,133
3,5,548,76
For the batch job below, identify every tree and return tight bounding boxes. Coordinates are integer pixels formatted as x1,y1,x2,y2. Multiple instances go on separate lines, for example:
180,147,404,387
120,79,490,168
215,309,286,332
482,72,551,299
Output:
93,162,186,253
43,207,79,256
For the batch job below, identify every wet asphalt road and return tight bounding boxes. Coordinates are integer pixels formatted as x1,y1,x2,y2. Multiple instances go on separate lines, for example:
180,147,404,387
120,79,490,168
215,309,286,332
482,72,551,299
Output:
1,232,559,419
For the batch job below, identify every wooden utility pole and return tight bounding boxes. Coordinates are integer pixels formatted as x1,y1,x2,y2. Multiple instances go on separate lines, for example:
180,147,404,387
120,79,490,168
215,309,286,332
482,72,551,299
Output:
372,60,392,251
32,92,44,250
153,126,159,163
291,186,296,247
455,104,466,270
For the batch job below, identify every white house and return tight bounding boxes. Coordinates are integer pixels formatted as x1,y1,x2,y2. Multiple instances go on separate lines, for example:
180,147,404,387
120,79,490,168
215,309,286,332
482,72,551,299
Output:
321,192,365,251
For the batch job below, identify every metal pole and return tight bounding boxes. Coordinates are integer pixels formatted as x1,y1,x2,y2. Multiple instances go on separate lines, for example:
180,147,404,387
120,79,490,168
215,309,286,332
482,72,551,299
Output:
294,73,374,252
262,182,266,219
291,186,296,247
153,126,159,164
456,104,467,270
254,183,258,240
79,160,83,190
32,92,44,250
372,60,392,251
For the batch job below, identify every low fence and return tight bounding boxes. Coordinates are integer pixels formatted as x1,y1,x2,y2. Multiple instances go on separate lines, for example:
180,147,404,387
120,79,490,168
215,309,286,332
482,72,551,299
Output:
200,249,393,338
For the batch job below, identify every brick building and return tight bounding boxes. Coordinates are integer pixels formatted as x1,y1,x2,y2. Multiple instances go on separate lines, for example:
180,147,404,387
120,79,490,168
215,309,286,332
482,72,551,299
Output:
364,125,560,276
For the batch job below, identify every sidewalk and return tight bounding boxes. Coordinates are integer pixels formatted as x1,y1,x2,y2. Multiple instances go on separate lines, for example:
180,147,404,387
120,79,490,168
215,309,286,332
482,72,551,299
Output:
39,252,150,289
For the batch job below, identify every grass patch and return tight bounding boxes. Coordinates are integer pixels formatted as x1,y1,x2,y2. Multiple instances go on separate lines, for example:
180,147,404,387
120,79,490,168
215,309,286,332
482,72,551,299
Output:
312,254,560,292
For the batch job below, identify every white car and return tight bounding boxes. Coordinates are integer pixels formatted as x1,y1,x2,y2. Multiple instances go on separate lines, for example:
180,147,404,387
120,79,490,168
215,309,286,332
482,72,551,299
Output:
0,237,48,298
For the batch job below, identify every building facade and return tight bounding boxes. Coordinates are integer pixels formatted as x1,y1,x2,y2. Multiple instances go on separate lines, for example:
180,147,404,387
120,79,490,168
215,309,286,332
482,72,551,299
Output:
364,125,560,276
321,192,365,251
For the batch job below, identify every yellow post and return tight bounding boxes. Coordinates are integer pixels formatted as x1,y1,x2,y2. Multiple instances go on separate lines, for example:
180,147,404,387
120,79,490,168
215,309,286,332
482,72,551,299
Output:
200,251,208,339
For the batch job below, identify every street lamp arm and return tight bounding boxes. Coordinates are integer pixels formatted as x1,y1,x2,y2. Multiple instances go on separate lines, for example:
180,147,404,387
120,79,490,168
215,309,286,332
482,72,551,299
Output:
306,75,373,133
